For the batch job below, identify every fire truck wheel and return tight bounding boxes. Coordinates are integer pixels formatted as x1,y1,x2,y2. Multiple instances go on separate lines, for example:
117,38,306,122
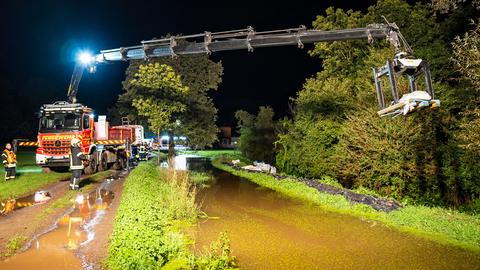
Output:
84,155,98,175
121,156,128,169
113,156,127,170
98,152,108,172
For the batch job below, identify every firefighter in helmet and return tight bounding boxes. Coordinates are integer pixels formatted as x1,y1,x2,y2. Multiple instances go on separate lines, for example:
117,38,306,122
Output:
2,143,16,181
69,138,87,190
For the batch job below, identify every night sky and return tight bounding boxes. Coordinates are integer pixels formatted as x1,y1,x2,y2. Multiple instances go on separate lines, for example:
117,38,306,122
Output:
0,0,377,137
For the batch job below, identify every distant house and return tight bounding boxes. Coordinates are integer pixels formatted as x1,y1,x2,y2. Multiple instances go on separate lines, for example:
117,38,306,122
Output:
217,126,237,149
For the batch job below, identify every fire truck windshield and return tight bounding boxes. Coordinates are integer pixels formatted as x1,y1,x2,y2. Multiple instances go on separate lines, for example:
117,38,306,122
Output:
39,113,82,133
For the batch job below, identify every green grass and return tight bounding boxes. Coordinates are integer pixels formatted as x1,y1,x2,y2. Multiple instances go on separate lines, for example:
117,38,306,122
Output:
189,171,213,187
180,149,242,160
107,162,236,270
0,149,117,202
212,158,480,254
0,150,41,173
3,235,28,257
0,150,71,201
0,172,70,201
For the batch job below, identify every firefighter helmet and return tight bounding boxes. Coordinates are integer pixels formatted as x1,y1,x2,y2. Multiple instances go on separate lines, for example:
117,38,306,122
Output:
71,138,81,146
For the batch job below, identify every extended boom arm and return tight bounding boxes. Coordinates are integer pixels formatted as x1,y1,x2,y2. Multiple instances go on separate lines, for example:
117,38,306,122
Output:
93,23,407,62
67,22,438,116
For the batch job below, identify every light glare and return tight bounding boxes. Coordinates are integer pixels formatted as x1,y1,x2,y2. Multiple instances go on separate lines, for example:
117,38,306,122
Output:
78,51,94,65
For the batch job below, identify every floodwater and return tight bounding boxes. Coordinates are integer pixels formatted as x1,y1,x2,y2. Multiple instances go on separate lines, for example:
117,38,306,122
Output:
192,170,480,270
0,187,114,270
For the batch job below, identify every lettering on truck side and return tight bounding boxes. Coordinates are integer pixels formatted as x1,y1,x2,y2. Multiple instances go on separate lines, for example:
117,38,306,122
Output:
41,135,77,140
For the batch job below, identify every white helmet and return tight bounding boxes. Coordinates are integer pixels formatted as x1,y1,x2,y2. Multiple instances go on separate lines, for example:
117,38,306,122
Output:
71,138,81,146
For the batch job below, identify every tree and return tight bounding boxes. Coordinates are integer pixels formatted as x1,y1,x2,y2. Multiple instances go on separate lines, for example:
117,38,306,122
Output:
430,0,480,13
452,22,480,198
275,0,479,206
129,63,189,161
117,52,223,150
235,106,277,163
452,21,480,97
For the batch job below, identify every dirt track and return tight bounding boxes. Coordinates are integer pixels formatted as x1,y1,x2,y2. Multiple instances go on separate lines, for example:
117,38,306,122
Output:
0,171,125,262
78,176,125,269
0,179,71,257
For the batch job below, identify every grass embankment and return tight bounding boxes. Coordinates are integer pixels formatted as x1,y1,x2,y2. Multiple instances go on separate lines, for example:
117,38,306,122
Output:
0,150,70,201
198,150,480,254
107,162,236,270
180,150,242,160
1,170,113,258
0,173,70,201
0,150,42,173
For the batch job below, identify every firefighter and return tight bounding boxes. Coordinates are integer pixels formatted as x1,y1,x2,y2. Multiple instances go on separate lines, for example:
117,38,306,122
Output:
69,138,87,190
2,143,16,181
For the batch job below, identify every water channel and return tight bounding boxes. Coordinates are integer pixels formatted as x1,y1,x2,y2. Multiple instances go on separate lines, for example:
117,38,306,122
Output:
192,169,480,269
1,158,479,270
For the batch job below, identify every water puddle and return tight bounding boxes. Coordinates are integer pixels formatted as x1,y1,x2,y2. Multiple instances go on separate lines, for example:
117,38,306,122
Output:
192,171,480,269
174,154,211,171
0,185,115,270
1,191,52,215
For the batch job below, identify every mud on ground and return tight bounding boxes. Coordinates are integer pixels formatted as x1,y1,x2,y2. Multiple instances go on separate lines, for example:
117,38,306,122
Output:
78,176,125,270
0,179,71,257
0,171,123,260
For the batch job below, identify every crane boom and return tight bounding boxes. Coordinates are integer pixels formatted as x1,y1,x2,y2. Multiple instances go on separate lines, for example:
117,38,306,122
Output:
94,24,404,62
67,22,439,117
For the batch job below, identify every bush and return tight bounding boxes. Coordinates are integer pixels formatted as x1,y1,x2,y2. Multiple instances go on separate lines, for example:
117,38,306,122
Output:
276,118,341,178
235,106,277,164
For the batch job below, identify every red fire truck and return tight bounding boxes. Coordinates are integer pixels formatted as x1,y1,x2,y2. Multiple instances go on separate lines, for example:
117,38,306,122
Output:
36,101,143,174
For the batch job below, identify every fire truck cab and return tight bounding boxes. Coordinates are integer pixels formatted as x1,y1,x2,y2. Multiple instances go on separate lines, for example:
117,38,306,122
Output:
36,101,94,169
36,101,134,174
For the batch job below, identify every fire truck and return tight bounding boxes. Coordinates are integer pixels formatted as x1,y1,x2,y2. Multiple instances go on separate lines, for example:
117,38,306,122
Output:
35,19,439,173
36,102,144,174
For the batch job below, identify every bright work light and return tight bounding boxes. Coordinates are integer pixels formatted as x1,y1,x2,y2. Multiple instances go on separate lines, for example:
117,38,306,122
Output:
78,51,94,65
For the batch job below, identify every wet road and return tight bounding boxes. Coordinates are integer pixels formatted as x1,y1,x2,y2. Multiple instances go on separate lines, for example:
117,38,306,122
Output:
0,187,114,270
192,171,480,269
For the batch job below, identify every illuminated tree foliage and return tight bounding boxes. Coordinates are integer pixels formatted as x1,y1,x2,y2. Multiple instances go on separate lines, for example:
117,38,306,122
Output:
117,52,223,150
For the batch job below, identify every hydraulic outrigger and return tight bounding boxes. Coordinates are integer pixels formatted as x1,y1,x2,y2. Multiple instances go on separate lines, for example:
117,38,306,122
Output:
68,21,439,116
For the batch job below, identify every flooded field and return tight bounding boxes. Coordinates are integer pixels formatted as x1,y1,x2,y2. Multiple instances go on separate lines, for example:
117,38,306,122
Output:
192,170,480,269
0,186,114,270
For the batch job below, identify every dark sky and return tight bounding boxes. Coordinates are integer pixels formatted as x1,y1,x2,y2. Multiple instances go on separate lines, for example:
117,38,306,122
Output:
0,0,377,133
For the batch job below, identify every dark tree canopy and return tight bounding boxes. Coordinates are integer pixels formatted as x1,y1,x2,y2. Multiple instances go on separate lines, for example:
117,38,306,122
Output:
235,106,277,164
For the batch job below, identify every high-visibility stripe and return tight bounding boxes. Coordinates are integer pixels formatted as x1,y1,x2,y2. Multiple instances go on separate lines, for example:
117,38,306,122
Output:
96,140,126,145
18,141,38,147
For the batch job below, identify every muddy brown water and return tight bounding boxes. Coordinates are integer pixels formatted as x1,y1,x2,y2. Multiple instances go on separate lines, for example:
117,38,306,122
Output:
0,187,114,270
192,170,480,270
1,192,52,215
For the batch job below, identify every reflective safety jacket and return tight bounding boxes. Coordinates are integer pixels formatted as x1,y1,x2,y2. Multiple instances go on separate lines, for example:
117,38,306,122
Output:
2,149,16,168
70,145,87,170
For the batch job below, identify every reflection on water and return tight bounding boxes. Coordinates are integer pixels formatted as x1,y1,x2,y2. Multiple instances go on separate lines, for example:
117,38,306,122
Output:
174,155,211,171
0,188,114,270
1,191,52,215
192,171,480,270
